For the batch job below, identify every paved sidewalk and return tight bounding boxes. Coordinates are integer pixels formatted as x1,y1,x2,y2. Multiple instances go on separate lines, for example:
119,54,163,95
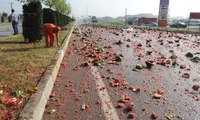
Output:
0,23,22,37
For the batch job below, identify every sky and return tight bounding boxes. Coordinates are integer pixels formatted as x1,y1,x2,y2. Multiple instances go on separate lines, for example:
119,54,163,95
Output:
0,0,200,18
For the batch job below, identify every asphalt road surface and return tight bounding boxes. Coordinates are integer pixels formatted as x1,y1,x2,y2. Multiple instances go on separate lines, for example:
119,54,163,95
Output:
43,24,200,120
0,23,22,37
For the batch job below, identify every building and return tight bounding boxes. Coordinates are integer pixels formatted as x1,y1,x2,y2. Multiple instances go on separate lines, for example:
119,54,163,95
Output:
138,17,157,25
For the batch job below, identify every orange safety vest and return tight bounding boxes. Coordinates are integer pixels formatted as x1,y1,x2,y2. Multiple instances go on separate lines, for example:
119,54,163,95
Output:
42,23,56,34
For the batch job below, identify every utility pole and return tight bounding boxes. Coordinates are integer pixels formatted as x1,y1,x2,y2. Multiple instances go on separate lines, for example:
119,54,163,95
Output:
125,8,127,25
9,2,14,10
86,4,88,22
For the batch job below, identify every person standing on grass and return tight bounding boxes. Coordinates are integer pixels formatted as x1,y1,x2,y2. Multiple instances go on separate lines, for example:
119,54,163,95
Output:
11,9,18,35
42,23,61,47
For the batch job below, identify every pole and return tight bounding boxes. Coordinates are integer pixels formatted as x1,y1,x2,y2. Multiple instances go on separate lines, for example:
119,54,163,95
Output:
9,2,14,10
125,8,127,25
188,18,190,31
86,4,88,22
158,0,161,26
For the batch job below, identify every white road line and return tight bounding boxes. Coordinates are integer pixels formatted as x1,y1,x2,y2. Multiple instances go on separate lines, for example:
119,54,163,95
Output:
91,65,120,120
76,23,82,34
78,26,120,120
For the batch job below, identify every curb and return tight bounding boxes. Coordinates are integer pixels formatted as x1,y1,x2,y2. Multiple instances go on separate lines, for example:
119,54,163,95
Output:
18,23,75,120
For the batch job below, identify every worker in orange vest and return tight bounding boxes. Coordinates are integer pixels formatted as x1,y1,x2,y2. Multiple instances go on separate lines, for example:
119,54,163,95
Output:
42,23,61,47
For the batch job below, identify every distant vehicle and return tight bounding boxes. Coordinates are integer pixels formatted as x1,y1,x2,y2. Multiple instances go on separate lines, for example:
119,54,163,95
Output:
187,20,200,29
170,22,187,28
91,16,98,23
188,19,200,26
138,17,157,25
143,22,157,27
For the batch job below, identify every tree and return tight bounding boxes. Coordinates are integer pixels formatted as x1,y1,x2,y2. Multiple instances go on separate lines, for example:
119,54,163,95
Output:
2,12,8,17
1,16,4,23
22,1,43,42
15,0,71,15
54,0,65,13
45,0,71,15
43,0,58,9
65,4,72,15
128,20,133,25
15,0,40,3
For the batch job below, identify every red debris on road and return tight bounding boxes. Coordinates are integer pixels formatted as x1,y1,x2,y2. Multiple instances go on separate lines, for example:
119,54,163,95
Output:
151,113,158,119
50,91,56,97
128,112,135,119
116,103,125,108
192,85,200,91
182,73,190,78
153,89,164,99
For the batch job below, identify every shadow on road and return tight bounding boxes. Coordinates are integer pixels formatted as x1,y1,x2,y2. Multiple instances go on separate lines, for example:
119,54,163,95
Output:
0,41,24,45
1,46,46,53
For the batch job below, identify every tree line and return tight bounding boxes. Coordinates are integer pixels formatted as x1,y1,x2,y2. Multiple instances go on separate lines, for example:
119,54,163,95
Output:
21,0,73,42
15,0,71,15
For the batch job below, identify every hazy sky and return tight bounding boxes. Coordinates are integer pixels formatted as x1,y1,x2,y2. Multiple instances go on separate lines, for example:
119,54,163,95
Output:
1,0,200,18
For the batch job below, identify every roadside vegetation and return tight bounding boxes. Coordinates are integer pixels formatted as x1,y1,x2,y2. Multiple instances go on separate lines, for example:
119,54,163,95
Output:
90,20,200,35
0,22,11,26
133,25,200,34
0,22,73,119
98,20,124,25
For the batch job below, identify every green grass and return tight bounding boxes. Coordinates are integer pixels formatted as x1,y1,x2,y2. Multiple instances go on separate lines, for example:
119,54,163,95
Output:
95,20,200,34
132,25,200,34
0,22,74,119
0,21,12,26
98,20,125,25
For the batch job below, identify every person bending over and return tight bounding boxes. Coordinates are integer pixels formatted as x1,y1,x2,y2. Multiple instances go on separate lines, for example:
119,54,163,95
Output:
42,23,61,47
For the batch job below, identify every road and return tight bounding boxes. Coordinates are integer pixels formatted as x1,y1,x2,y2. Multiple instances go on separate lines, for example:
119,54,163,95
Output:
42,24,200,120
0,23,22,37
